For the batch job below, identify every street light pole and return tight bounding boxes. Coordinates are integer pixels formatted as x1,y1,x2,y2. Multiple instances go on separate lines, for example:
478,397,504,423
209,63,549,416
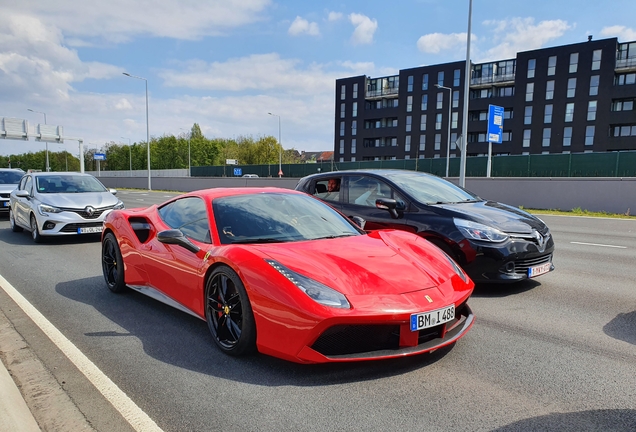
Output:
27,109,49,172
180,128,191,177
435,84,452,178
123,72,151,190
459,0,473,188
268,112,282,178
121,137,132,176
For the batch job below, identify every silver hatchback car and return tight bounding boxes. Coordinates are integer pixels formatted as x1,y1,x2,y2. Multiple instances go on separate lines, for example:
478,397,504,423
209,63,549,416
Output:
0,168,25,212
9,172,124,242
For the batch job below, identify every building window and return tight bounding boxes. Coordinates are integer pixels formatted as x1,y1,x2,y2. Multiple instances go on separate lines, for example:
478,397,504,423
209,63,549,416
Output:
452,112,458,129
351,139,356,154
546,80,555,100
590,75,600,95
542,128,551,147
340,103,345,118
452,90,459,108
406,115,412,132
567,78,576,98
504,109,513,119
435,134,441,150
563,127,572,146
451,132,458,150
406,96,413,112
435,113,442,130
419,135,426,151
422,73,429,90
437,71,444,86
569,53,579,73
352,102,357,117
391,137,397,146
544,104,553,123
526,82,534,102
523,129,531,147
436,92,443,109
496,86,514,97
587,101,597,121
340,84,346,100
612,124,636,137
592,49,602,70
524,106,532,125
420,114,427,131
339,121,345,136
547,56,557,76
565,103,574,122
405,135,411,152
453,69,460,86
585,125,595,145
351,120,357,135
421,94,428,110
615,73,636,85
527,59,536,78
339,139,344,154
407,75,414,92
352,83,358,98
612,99,635,111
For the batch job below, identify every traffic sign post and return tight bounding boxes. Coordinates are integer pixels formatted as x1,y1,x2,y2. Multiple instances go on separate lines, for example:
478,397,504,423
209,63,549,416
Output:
487,104,504,178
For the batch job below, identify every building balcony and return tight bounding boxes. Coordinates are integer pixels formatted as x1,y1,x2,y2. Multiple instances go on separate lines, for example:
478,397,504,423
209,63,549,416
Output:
616,57,636,72
470,73,516,88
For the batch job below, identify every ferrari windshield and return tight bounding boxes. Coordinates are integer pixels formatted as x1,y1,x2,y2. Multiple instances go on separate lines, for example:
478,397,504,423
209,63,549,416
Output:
384,171,481,205
213,192,362,245
35,175,108,193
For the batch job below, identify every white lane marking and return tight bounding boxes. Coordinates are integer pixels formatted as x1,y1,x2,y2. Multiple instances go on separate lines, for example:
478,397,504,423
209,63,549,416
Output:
570,241,627,249
0,274,163,432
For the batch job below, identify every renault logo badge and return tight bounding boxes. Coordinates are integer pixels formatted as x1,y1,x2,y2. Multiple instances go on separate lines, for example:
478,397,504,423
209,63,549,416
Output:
85,206,95,217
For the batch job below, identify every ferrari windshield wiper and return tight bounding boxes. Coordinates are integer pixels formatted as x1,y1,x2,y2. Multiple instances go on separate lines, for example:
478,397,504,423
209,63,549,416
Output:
314,233,358,240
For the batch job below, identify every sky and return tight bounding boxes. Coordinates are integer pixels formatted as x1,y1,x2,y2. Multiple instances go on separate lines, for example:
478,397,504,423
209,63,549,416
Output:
1,0,636,159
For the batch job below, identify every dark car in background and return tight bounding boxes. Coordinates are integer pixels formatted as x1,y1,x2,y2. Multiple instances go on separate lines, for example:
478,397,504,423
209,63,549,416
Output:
296,169,554,284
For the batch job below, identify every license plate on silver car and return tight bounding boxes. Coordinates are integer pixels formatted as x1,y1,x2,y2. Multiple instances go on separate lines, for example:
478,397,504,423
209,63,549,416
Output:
410,305,455,331
78,226,103,234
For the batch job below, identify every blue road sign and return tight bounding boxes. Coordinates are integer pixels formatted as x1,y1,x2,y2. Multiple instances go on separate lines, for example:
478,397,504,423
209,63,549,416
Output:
93,153,106,160
488,105,504,144
233,168,243,176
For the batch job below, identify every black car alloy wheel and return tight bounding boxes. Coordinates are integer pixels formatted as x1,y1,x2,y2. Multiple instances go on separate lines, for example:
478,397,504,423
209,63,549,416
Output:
102,233,127,293
205,266,256,356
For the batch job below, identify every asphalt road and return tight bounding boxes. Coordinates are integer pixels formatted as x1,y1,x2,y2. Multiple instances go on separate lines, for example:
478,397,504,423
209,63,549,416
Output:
0,191,635,432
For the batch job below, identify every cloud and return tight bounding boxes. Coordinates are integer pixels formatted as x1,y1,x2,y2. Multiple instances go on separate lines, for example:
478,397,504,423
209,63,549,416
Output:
480,18,572,61
600,25,636,41
158,53,338,95
417,33,472,54
328,12,343,22
2,0,271,43
349,13,377,45
288,16,320,37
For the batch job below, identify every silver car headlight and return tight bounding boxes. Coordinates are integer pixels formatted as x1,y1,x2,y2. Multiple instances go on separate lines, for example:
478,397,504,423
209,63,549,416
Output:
266,259,350,308
454,218,509,243
113,200,125,210
38,203,62,216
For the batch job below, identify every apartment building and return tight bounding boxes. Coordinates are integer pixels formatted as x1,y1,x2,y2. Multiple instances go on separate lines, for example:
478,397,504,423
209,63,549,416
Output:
334,37,636,162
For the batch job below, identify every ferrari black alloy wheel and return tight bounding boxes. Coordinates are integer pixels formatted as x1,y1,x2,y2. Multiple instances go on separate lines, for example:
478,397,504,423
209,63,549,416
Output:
205,266,256,356
102,233,127,293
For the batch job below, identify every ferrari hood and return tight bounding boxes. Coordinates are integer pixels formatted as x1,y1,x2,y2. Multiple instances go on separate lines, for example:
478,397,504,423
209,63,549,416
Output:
434,200,546,234
252,231,455,297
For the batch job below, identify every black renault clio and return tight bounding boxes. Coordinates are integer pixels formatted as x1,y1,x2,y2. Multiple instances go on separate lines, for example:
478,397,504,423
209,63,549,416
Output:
296,169,554,284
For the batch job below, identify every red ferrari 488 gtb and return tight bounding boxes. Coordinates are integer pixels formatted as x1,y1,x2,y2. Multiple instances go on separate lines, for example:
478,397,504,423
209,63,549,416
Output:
101,188,474,364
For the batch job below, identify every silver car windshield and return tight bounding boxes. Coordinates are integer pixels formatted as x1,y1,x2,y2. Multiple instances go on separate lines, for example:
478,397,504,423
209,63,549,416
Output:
0,171,23,184
213,193,361,245
35,175,107,194
384,171,480,205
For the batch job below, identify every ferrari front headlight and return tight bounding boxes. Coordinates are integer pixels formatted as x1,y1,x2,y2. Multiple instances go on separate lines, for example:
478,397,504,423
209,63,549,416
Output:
266,260,350,308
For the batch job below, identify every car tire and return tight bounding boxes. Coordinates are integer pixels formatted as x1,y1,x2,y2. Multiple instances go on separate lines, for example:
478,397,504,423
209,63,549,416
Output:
30,214,42,243
205,266,256,356
102,232,127,293
9,208,23,232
